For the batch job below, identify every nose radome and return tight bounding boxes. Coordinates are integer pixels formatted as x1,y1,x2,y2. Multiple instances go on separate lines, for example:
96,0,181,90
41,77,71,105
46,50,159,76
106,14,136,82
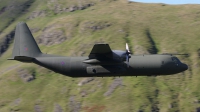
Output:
181,63,188,71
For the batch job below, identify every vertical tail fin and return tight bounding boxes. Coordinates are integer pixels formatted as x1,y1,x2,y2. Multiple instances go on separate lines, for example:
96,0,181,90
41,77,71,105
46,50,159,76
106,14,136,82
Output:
8,22,42,60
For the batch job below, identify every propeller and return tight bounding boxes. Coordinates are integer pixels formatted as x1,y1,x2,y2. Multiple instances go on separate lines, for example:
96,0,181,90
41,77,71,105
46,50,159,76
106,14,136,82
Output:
126,43,131,67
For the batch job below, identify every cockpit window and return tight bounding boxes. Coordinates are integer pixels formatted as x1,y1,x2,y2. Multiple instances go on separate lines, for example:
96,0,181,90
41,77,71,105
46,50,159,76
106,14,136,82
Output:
175,57,181,63
171,57,180,66
171,57,177,63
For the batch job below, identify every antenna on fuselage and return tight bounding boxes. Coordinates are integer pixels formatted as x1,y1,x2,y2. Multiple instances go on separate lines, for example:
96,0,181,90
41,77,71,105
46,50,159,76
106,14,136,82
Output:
162,53,189,57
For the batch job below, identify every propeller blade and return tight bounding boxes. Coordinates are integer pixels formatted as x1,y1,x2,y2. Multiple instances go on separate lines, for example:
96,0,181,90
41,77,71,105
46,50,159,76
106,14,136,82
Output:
125,43,131,67
126,55,129,67
126,43,130,53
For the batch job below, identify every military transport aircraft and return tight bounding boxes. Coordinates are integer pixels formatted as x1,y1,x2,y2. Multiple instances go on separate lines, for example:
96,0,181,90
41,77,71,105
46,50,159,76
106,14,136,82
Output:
8,22,188,77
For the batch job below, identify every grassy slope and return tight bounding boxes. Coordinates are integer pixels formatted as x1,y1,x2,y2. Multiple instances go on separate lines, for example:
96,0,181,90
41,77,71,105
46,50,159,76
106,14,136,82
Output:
0,0,200,111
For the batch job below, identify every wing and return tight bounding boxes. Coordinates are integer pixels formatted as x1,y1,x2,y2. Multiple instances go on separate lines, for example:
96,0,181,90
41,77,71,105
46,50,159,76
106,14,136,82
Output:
89,43,112,59
86,43,123,64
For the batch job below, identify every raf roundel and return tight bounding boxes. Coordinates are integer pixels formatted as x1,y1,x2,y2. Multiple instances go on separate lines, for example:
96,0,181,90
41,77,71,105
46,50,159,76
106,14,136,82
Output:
61,61,65,65
25,47,28,51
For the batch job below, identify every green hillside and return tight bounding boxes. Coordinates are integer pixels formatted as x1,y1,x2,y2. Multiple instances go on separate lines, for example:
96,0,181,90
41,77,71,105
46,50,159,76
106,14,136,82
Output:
0,0,200,111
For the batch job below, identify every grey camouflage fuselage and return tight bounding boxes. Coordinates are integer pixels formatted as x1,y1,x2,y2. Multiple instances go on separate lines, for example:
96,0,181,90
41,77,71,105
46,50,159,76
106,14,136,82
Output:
8,22,188,77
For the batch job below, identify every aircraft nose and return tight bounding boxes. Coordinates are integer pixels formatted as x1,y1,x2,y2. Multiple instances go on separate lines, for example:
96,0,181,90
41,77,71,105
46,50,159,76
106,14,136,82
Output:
181,63,188,71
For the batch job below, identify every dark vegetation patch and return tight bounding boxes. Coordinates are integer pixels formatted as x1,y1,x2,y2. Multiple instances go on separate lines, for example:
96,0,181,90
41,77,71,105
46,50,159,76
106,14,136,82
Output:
0,7,6,15
0,0,36,56
0,30,15,56
122,22,133,53
151,89,160,112
197,48,200,57
0,0,35,32
168,94,180,112
0,100,10,108
145,28,158,54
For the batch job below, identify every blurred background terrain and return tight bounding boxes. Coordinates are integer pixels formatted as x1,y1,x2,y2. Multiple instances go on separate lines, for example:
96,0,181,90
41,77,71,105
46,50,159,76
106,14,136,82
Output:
0,0,200,112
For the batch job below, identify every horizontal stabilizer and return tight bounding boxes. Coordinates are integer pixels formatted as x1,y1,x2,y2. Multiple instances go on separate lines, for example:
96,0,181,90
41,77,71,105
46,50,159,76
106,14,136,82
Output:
8,56,34,63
